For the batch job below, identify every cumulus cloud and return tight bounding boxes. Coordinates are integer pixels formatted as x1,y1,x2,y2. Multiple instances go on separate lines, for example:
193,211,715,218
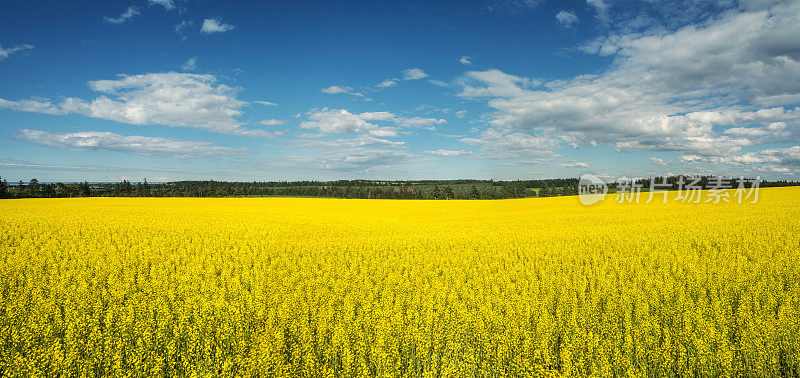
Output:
559,162,592,168
373,69,431,89
397,117,446,130
402,68,429,80
103,6,139,24
427,149,473,156
556,11,579,28
363,69,433,90
377,79,398,88
0,73,273,137
317,149,412,171
650,157,668,166
586,0,609,22
180,57,197,71
175,20,193,40
201,18,234,33
0,43,34,60
488,0,543,13
459,56,472,65
259,119,285,126
288,131,413,172
300,108,398,137
460,129,559,159
149,0,175,9
458,1,800,165
321,85,351,94
16,129,243,158
0,97,65,115
770,146,800,166
299,109,367,134
320,86,368,99
297,135,405,149
299,108,446,138
457,69,536,98
680,155,703,163
720,146,800,168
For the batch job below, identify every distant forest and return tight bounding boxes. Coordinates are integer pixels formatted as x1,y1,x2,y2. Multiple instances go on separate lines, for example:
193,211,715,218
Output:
1,176,798,200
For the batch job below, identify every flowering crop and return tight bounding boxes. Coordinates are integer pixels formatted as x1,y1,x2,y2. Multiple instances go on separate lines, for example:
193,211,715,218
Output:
1,187,799,376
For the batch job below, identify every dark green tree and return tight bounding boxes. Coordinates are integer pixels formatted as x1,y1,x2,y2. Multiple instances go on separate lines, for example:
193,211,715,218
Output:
0,176,7,199
81,182,91,197
540,183,551,197
432,185,442,200
442,186,454,200
469,185,480,199
513,181,526,198
27,178,40,197
42,184,56,197
501,182,514,198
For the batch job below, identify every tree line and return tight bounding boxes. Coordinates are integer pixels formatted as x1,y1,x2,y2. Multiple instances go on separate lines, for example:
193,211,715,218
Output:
0,176,795,200
0,177,579,199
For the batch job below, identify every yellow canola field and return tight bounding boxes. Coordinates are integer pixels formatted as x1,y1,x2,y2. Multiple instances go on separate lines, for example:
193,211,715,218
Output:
1,187,799,376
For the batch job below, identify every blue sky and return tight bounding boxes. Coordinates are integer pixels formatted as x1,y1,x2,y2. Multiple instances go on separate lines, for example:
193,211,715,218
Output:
1,0,799,182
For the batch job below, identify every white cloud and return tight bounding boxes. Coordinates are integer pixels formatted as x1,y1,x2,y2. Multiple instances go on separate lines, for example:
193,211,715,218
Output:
489,0,543,13
0,158,184,177
359,111,397,121
259,119,285,126
456,110,468,118
321,85,350,94
149,0,175,9
0,43,34,60
103,6,139,24
378,79,398,88
721,146,800,169
397,117,446,129
586,0,609,22
253,100,277,106
559,162,591,168
299,108,446,137
680,155,703,163
317,149,412,171
320,85,367,98
286,133,413,172
457,69,535,98
0,73,272,137
459,1,800,161
201,18,234,33
427,149,473,156
459,56,472,65
724,120,791,138
180,57,197,71
16,129,243,158
649,157,668,166
460,129,559,159
175,20,193,40
556,10,579,28
766,165,792,173
402,68,428,80
297,135,405,149
0,97,69,115
300,108,398,136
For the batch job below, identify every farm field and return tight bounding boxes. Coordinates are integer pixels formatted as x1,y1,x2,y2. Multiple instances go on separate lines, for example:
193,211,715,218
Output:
1,187,799,376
